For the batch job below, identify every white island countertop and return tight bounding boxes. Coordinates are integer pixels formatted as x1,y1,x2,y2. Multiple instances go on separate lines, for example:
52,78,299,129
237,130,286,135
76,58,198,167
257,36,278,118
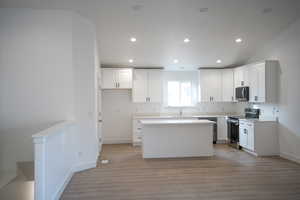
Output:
140,119,216,125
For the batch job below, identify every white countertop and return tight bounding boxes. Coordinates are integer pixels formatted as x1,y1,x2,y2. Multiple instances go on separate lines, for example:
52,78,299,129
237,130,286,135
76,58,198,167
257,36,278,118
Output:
140,119,216,125
239,118,278,123
133,113,240,119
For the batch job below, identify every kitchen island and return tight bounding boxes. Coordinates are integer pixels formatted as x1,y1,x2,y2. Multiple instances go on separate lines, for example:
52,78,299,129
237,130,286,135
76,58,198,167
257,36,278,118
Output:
140,119,215,158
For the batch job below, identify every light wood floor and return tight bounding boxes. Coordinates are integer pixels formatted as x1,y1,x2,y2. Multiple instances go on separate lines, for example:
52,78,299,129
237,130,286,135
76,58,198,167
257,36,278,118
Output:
61,144,300,200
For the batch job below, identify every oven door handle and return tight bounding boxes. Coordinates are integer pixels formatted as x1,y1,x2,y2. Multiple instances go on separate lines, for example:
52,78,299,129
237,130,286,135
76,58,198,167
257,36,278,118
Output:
242,87,245,98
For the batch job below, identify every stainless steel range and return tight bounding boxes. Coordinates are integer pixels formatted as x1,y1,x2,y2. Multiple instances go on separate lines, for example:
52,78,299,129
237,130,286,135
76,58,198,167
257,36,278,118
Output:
227,108,260,149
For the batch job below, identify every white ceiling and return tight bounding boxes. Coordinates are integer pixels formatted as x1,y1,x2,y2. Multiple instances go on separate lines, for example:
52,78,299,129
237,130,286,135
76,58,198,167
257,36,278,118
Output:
1,0,300,70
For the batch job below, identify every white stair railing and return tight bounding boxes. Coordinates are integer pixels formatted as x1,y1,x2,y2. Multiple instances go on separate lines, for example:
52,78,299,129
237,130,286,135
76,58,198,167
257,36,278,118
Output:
32,121,76,200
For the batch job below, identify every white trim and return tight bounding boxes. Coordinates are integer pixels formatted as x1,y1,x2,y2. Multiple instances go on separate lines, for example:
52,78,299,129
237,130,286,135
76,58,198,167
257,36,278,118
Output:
53,160,97,200
53,169,74,200
73,161,97,173
0,170,17,189
241,148,258,157
32,121,75,143
280,152,300,164
216,140,227,144
103,138,131,144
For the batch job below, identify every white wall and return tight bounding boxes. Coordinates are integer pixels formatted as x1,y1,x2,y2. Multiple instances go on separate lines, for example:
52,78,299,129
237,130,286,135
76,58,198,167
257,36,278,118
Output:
72,13,99,168
102,71,237,144
0,9,99,175
247,18,300,163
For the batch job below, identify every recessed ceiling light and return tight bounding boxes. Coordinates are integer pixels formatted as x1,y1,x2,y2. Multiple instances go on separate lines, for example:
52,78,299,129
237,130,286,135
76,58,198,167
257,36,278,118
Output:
235,38,243,43
199,8,209,13
216,59,222,64
184,38,190,43
132,4,143,11
262,8,272,14
129,59,134,63
173,59,179,64
130,37,137,42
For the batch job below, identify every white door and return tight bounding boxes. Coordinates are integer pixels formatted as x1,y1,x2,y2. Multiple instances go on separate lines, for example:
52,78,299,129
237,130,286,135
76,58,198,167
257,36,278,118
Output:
132,69,148,102
117,68,132,89
98,121,102,151
148,70,162,103
222,69,234,102
97,81,102,152
102,68,116,89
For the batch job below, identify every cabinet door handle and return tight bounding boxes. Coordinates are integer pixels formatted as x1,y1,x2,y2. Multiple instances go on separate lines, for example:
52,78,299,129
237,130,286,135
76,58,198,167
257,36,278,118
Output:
149,97,151,102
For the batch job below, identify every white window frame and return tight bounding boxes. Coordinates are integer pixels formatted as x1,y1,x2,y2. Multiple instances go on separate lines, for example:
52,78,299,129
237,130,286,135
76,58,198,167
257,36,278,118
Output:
167,80,194,107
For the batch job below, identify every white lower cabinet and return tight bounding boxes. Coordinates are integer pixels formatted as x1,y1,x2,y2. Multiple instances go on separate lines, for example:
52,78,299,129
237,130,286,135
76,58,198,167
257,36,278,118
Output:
217,117,227,141
132,119,142,146
239,119,278,156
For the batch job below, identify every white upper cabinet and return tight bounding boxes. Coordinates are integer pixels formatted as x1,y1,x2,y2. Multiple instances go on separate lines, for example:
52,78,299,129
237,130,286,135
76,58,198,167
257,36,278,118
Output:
102,68,116,89
234,66,250,88
101,68,132,89
132,69,162,103
117,68,133,89
199,69,222,102
147,70,162,103
248,61,278,103
222,69,234,102
132,70,148,102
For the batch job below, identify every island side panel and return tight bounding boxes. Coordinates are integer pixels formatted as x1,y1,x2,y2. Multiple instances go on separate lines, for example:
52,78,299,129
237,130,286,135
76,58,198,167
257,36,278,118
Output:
142,123,214,158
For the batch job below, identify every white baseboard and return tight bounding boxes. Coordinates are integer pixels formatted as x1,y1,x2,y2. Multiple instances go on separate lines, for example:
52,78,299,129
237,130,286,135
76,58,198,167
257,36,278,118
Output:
280,152,300,164
53,160,97,200
103,138,131,144
73,161,97,173
0,170,17,189
53,168,74,200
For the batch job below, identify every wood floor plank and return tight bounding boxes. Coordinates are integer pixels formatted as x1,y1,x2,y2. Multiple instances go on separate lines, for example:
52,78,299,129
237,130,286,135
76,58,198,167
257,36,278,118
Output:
61,144,300,200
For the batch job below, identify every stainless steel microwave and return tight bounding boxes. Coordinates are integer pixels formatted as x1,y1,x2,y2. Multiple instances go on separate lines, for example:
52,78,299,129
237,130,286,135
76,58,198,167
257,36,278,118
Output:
235,86,249,101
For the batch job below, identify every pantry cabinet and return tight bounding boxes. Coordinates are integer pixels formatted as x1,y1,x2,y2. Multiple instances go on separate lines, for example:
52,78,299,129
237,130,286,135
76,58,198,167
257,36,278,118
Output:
132,69,162,103
102,68,132,89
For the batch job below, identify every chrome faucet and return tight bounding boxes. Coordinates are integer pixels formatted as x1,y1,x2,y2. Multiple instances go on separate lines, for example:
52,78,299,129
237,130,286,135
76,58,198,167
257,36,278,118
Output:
179,108,183,117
